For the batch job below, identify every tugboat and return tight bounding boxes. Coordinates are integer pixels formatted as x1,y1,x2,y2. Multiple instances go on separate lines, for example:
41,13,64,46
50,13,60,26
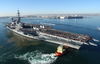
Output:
55,45,69,56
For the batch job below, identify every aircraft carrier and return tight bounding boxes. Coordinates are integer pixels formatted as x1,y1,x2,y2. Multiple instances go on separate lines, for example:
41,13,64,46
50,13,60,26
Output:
4,10,96,50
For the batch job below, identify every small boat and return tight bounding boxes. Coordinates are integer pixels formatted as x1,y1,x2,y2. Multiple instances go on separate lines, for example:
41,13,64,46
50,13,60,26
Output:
55,45,69,56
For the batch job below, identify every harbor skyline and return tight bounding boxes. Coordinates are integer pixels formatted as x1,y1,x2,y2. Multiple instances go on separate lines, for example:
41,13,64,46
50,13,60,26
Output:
0,0,100,17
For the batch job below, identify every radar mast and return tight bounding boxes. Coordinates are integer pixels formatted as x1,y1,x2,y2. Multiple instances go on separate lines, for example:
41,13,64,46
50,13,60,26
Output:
17,10,20,23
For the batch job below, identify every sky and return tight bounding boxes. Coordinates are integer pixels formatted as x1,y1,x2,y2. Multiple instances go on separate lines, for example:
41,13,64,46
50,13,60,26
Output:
0,0,100,16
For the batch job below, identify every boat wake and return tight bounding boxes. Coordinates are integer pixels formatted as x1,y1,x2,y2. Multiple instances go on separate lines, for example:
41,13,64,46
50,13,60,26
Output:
15,50,58,64
97,27,100,30
92,38,99,42
40,22,56,25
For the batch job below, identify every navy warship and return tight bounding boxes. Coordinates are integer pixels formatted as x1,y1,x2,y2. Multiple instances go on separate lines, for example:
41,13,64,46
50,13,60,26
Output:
4,10,97,49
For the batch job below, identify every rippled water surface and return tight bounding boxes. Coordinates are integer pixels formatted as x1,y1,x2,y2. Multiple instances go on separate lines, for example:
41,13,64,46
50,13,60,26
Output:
0,16,100,64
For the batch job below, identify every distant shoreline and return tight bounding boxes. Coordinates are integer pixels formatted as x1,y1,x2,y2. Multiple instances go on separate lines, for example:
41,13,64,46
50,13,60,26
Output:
0,14,100,19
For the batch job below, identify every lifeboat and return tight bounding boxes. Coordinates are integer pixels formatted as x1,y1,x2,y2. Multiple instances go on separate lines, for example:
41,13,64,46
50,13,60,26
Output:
55,45,69,56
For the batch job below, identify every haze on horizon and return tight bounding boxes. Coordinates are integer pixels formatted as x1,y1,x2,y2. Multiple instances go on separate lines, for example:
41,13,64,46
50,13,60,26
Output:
0,0,100,17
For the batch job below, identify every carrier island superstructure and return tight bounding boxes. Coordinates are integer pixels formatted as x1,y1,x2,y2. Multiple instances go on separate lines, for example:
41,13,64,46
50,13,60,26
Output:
4,10,97,50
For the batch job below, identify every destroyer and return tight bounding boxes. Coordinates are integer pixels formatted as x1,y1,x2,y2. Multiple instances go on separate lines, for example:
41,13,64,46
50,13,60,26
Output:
4,10,95,49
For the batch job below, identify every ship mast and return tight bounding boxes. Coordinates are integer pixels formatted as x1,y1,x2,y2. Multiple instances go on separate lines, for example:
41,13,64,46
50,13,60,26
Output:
17,10,20,23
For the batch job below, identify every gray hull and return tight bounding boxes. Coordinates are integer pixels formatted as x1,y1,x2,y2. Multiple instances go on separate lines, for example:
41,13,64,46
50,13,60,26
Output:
7,27,85,49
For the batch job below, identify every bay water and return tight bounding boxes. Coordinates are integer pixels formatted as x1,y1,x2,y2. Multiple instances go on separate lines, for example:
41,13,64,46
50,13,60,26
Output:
0,16,100,64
